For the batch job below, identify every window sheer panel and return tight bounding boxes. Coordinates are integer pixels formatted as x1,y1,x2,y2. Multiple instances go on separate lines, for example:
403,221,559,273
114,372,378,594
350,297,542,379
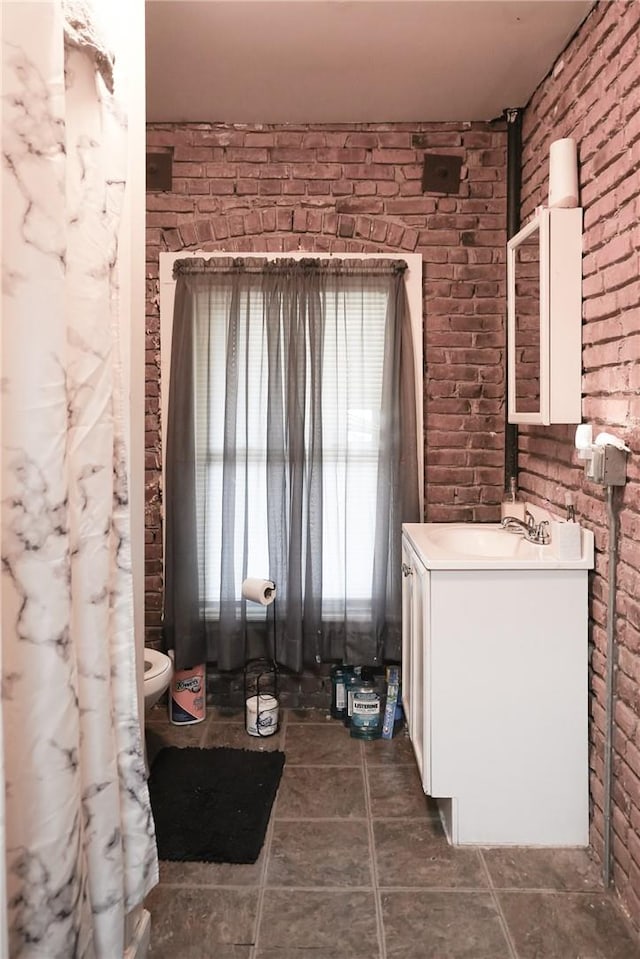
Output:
194,278,386,618
199,285,271,617
160,252,423,518
321,285,386,615
163,256,421,671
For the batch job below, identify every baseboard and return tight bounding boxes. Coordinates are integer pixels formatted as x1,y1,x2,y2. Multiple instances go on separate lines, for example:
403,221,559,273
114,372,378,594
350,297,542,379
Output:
123,908,151,959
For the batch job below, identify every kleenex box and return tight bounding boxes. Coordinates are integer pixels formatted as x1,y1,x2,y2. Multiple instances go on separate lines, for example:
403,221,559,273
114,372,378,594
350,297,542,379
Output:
550,520,582,561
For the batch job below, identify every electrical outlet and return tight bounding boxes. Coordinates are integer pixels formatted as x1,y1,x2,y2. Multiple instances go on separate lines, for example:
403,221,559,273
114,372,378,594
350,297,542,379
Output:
585,445,627,485
601,445,627,486
586,447,604,483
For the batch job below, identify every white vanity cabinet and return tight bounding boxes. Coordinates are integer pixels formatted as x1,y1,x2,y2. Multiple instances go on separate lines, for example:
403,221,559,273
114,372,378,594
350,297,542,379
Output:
401,523,591,846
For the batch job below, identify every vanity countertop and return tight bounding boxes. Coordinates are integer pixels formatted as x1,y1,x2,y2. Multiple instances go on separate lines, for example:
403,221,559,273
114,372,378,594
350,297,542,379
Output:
403,521,594,571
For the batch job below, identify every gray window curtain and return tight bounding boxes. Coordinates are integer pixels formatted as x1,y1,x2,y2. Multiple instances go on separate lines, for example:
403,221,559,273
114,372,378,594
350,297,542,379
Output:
164,257,420,672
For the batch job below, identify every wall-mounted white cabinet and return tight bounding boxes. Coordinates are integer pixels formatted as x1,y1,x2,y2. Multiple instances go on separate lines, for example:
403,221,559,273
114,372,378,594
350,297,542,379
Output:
507,206,583,425
401,524,590,846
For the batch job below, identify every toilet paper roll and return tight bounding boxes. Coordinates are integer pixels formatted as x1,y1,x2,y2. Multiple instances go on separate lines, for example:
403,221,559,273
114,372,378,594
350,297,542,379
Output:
242,577,276,605
548,137,579,209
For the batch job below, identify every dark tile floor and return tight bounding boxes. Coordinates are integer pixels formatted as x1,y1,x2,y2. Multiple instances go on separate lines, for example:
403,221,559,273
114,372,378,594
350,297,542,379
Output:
144,707,639,959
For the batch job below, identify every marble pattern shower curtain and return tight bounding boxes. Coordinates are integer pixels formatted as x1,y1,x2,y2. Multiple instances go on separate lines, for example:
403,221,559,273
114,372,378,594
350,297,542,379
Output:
1,2,158,956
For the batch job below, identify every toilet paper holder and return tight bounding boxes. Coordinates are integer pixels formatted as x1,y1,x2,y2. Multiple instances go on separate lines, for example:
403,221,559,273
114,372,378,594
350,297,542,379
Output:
242,579,280,736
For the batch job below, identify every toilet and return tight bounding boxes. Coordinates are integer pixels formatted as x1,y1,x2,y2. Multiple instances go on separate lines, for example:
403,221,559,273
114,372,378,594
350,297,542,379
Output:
143,648,173,712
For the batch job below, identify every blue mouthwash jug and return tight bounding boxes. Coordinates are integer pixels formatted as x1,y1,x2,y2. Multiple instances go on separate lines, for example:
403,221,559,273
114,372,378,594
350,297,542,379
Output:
350,680,381,739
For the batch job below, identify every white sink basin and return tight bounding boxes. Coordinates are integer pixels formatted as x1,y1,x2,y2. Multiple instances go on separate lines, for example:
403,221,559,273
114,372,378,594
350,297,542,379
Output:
425,524,537,558
403,522,594,570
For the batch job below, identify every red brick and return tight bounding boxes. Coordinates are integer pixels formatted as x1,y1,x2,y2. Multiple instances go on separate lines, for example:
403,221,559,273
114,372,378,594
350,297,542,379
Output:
317,148,366,163
178,223,198,247
292,163,341,180
205,163,237,178
276,209,293,231
261,210,276,232
372,149,416,164
386,223,405,246
211,216,230,240
225,147,269,163
345,164,396,181
386,199,441,216
292,210,307,232
354,182,376,197
257,163,289,179
346,133,379,148
412,132,463,148
235,179,259,196
377,132,412,149
370,221,388,243
147,195,194,213
244,212,262,236
270,148,311,163
275,131,304,147
207,179,234,195
335,197,384,215
244,132,275,147
306,210,323,233
227,214,245,237
401,229,419,251
173,162,204,178
301,132,327,148
331,180,354,196
377,182,400,198
259,180,284,196
337,215,355,238
197,130,245,147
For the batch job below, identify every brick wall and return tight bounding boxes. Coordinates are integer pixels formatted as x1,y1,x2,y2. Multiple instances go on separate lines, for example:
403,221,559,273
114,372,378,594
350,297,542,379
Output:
519,0,640,929
145,121,508,648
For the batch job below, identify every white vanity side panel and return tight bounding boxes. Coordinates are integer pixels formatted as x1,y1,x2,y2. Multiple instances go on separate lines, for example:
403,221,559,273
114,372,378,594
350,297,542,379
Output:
401,538,430,791
401,540,418,766
429,568,589,845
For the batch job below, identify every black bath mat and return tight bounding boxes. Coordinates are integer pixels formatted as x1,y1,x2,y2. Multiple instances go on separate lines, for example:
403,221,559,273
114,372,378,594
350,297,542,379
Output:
148,746,285,863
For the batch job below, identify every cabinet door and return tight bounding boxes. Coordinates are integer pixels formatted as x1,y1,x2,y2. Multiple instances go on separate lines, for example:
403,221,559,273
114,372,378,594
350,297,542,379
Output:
507,206,582,425
401,537,430,793
401,539,415,742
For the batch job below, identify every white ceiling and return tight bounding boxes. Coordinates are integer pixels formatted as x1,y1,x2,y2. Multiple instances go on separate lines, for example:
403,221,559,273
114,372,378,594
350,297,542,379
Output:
146,0,594,124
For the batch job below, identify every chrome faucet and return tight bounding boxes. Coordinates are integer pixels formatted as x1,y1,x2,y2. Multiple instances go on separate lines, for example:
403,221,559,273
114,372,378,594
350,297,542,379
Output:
501,511,550,545
501,510,536,534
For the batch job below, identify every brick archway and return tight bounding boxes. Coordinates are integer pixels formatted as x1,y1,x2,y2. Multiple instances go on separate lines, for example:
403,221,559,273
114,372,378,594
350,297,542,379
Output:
145,121,508,645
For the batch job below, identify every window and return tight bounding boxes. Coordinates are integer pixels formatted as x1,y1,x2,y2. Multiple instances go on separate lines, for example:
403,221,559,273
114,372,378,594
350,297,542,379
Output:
193,281,390,615
161,253,424,670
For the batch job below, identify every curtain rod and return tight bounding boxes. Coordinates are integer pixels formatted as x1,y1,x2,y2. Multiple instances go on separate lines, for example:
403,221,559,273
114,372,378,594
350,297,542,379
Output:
173,256,409,279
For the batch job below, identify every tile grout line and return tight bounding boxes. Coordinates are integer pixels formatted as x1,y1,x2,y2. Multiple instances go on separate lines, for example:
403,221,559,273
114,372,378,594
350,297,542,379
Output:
248,708,288,958
477,849,519,959
362,740,387,959
154,880,518,893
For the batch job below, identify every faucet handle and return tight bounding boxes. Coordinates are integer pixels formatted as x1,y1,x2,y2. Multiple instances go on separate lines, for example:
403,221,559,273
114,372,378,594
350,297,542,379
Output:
527,519,551,545
537,520,551,544
525,509,535,529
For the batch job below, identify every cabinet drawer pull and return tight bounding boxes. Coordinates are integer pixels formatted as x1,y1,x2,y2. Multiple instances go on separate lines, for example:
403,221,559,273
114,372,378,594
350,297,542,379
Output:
401,562,413,577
